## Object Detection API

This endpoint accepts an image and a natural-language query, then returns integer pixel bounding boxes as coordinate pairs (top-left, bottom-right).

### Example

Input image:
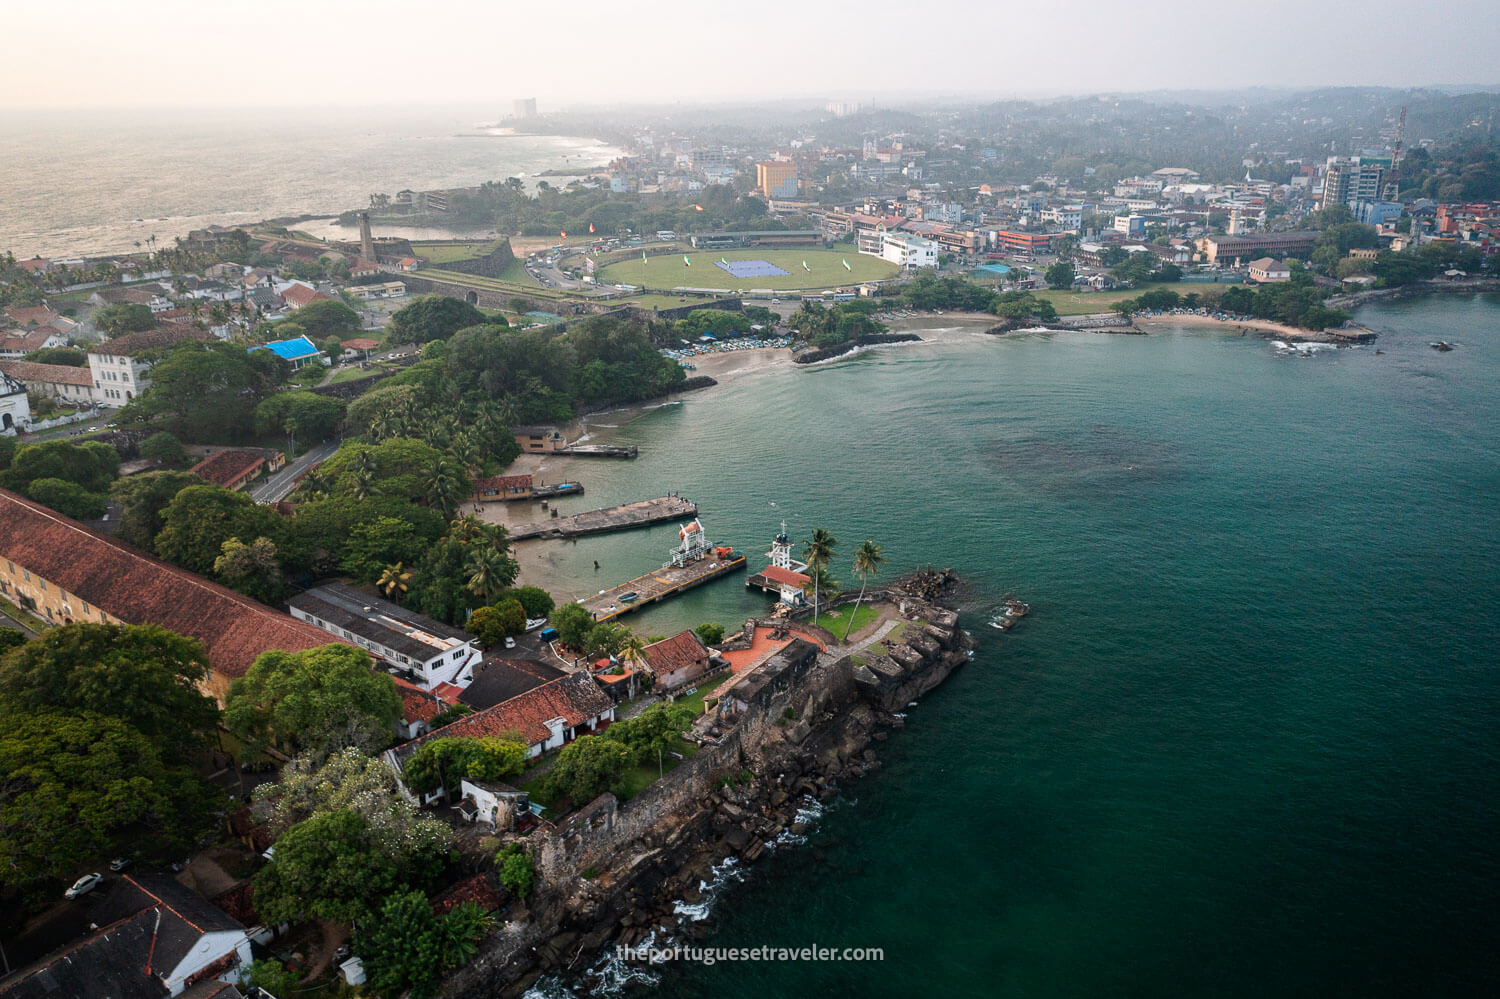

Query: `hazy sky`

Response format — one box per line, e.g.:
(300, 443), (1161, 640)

(3, 0), (1498, 109)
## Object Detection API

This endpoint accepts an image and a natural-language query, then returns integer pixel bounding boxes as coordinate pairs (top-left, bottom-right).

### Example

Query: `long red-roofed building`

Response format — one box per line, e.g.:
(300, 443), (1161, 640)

(0, 488), (348, 702)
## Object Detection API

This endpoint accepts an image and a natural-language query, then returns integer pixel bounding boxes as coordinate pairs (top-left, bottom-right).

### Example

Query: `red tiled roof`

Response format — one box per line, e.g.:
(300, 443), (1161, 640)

(759, 565), (810, 588)
(4, 306), (59, 326)
(473, 474), (532, 493)
(395, 677), (447, 724)
(188, 449), (267, 489)
(94, 325), (215, 357)
(394, 672), (612, 756)
(430, 873), (502, 915)
(15, 257), (50, 273)
(0, 329), (62, 353)
(0, 488), (346, 685)
(643, 630), (709, 674)
(281, 284), (332, 309)
(0, 360), (93, 388)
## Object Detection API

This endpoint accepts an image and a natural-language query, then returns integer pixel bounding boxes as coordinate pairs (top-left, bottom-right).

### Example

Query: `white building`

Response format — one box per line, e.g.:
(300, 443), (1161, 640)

(287, 582), (483, 690)
(880, 231), (939, 269)
(1041, 206), (1083, 229)
(87, 326), (214, 405)
(1, 369), (31, 435)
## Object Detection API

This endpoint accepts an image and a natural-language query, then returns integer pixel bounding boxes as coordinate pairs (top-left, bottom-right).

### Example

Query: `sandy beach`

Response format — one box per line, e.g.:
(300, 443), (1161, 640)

(1129, 312), (1355, 341)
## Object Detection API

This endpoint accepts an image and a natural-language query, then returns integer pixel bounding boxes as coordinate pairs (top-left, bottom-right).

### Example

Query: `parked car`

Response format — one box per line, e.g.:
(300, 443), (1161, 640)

(504, 637), (517, 649)
(109, 857), (131, 872)
(65, 873), (102, 899)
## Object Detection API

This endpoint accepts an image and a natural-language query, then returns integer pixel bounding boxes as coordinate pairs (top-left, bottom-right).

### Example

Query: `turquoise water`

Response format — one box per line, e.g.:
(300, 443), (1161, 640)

(531, 295), (1500, 997)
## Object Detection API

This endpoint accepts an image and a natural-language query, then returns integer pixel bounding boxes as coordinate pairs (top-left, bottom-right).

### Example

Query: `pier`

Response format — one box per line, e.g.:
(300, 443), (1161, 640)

(558, 444), (639, 458)
(509, 496), (697, 542)
(578, 517), (746, 622)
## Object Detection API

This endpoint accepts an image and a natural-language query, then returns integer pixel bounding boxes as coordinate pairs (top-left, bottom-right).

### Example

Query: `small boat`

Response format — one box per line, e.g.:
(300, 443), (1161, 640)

(1431, 341), (1455, 352)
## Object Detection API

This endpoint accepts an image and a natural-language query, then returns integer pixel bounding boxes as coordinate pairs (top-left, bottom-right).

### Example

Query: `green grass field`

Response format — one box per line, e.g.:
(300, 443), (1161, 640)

(417, 267), (573, 301)
(411, 240), (505, 264)
(810, 602), (881, 639)
(597, 247), (898, 293)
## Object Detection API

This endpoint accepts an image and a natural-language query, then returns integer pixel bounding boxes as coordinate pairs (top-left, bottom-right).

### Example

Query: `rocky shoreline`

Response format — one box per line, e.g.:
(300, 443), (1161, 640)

(791, 332), (924, 364)
(443, 569), (974, 997)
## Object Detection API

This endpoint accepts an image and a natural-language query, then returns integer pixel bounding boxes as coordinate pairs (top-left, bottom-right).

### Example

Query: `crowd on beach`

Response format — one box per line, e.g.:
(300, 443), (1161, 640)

(661, 334), (794, 361)
(1131, 307), (1262, 323)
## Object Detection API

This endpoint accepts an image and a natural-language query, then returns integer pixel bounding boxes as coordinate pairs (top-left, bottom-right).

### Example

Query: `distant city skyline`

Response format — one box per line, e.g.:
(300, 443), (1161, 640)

(3, 0), (1499, 110)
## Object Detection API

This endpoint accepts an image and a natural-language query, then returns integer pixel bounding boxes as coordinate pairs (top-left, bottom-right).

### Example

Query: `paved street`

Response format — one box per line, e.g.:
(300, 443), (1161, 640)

(250, 440), (340, 504)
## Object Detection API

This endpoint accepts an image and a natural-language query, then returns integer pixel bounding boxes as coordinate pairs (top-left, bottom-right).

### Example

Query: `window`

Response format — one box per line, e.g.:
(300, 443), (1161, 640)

(453, 650), (464, 661)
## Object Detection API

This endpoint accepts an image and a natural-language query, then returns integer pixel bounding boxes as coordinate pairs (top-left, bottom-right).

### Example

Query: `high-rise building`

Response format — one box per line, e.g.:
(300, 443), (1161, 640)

(1321, 157), (1385, 209)
(756, 161), (798, 199)
(512, 98), (538, 120)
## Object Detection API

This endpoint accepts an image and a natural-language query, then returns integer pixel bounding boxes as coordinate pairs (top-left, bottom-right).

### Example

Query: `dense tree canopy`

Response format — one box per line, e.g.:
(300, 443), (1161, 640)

(388, 295), (488, 345)
(283, 299), (360, 337)
(109, 470), (202, 550)
(254, 391), (346, 444)
(400, 737), (527, 795)
(0, 623), (219, 764)
(117, 342), (288, 443)
(154, 483), (299, 579)
(225, 644), (401, 757)
(2, 439), (118, 495)
(95, 302), (155, 334)
(25, 477), (106, 519)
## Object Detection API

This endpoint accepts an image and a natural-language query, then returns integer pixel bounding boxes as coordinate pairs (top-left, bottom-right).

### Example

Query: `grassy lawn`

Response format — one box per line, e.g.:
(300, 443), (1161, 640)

(411, 240), (505, 264)
(810, 602), (882, 641)
(419, 267), (573, 301)
(328, 364), (390, 384)
(671, 670), (732, 715)
(494, 257), (540, 285)
(1034, 280), (1244, 316)
(597, 247), (898, 293)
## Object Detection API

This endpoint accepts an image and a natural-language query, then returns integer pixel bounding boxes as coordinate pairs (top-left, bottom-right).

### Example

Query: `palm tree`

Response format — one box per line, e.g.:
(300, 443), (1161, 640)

(801, 528), (838, 620)
(802, 565), (838, 623)
(425, 461), (465, 519)
(620, 633), (648, 703)
(464, 546), (510, 601)
(378, 562), (412, 603)
(351, 467), (376, 500)
(844, 540), (887, 640)
(449, 514), (487, 544)
(366, 410), (396, 441)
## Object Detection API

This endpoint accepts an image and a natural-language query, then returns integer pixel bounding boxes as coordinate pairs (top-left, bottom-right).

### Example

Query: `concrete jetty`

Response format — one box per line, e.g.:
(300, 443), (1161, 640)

(509, 496), (697, 542)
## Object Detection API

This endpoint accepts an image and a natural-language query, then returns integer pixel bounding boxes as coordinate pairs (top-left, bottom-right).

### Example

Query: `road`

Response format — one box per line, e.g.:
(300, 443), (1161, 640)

(251, 440), (340, 504)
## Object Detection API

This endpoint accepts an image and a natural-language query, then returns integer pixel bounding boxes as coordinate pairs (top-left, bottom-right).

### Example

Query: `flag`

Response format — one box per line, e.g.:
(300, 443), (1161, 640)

(683, 255), (691, 267)
(694, 204), (704, 212)
(721, 257), (728, 265)
(589, 222), (595, 233)
(560, 230), (567, 240)
(842, 258), (852, 271)
(642, 249), (648, 263)
(802, 260), (811, 271)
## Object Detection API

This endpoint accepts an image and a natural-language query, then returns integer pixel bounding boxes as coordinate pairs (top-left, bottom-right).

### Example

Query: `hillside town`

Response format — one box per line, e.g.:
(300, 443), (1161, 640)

(1, 87), (1499, 999)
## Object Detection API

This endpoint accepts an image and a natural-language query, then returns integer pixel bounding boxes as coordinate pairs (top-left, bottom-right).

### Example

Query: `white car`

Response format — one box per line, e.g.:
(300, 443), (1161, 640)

(65, 873), (102, 899)
(504, 637), (516, 649)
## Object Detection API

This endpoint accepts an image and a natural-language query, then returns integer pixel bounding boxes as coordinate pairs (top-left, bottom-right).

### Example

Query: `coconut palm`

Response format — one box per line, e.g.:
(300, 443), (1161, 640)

(449, 514), (487, 545)
(351, 467), (376, 501)
(425, 461), (465, 519)
(801, 528), (838, 620)
(378, 562), (412, 603)
(464, 545), (511, 601)
(844, 539), (887, 640)
(801, 565), (838, 623)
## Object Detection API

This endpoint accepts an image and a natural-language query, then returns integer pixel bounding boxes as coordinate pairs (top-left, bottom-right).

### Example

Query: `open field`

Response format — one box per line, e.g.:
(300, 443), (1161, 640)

(1034, 280), (1244, 316)
(597, 247), (897, 293)
(410, 240), (505, 264)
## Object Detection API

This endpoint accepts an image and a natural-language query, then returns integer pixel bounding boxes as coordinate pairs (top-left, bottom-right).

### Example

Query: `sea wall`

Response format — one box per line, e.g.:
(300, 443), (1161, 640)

(434, 239), (518, 280)
(442, 571), (971, 997)
(791, 332), (922, 364)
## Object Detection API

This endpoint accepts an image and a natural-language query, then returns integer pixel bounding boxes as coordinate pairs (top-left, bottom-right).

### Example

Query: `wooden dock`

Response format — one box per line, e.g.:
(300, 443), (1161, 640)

(580, 551), (748, 622)
(508, 496), (697, 542)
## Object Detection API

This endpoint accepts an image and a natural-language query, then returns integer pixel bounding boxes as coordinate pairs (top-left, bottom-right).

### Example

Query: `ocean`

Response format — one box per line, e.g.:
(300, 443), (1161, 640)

(518, 294), (1500, 997)
(0, 106), (616, 258)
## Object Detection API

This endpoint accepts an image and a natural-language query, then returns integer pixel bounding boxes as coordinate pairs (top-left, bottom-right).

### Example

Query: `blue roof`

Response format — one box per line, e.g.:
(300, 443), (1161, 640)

(253, 335), (320, 360)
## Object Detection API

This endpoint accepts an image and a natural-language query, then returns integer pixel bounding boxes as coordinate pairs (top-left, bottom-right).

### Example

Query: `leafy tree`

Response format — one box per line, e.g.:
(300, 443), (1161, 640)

(408, 522), (516, 626)
(1044, 261), (1075, 289)
(466, 606), (508, 649)
(254, 748), (451, 856)
(25, 477), (106, 519)
(605, 702), (695, 772)
(492, 598), (527, 636)
(541, 735), (633, 806)
(358, 890), (445, 998)
(118, 341), (289, 442)
(319, 437), (468, 506)
(253, 808), (433, 926)
(389, 295), (488, 345)
(284, 299), (360, 337)
(551, 602), (595, 650)
(694, 622), (725, 646)
(225, 644), (400, 757)
(344, 516), (429, 584)
(23, 346), (86, 366)
(109, 470), (201, 550)
(254, 391), (346, 445)
(154, 484), (294, 576)
(0, 629), (24, 654)
(95, 303), (155, 334)
(844, 540), (887, 640)
(401, 736), (527, 795)
(0, 435), (14, 472)
(496, 843), (535, 900)
(212, 536), (286, 603)
(243, 959), (304, 997)
(0, 623), (218, 763)
(2, 439), (118, 494)
(0, 710), (215, 886)
(141, 431), (190, 469)
(497, 585), (554, 620)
